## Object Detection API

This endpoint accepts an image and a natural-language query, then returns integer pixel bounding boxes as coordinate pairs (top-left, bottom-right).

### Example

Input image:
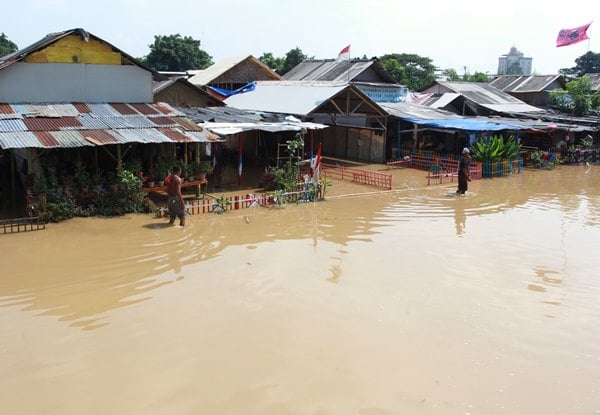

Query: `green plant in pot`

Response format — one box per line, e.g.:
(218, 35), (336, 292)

(197, 161), (213, 179)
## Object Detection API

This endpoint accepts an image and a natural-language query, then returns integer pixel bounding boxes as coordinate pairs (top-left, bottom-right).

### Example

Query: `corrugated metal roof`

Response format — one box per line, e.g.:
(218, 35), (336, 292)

(0, 104), (15, 114)
(284, 59), (397, 84)
(26, 103), (80, 117)
(380, 102), (462, 120)
(489, 75), (564, 93)
(86, 103), (123, 117)
(130, 103), (160, 115)
(0, 102), (222, 149)
(77, 113), (110, 129)
(187, 56), (282, 86)
(0, 118), (27, 132)
(0, 131), (44, 149)
(23, 117), (82, 131)
(34, 131), (61, 147)
(225, 81), (348, 115)
(112, 128), (172, 144)
(425, 81), (544, 114)
(50, 130), (94, 148)
(159, 128), (192, 142)
(81, 129), (119, 145)
(110, 103), (139, 115)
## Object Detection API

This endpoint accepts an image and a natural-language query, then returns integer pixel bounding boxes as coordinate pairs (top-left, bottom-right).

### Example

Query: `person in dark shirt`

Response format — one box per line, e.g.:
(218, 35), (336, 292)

(457, 147), (471, 195)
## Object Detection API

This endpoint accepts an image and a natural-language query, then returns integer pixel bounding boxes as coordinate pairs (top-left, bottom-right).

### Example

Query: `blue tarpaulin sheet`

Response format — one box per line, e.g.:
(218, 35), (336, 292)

(207, 81), (256, 97)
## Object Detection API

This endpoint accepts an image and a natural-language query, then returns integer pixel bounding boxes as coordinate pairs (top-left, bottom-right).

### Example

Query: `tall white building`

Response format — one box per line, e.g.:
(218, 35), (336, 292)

(498, 46), (532, 75)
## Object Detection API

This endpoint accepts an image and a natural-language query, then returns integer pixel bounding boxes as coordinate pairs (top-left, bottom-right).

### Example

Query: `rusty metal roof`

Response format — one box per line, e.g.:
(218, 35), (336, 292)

(0, 102), (221, 149)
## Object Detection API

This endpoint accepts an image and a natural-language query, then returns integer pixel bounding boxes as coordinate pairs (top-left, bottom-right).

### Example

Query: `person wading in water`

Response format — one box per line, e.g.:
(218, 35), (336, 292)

(457, 147), (471, 195)
(165, 164), (186, 226)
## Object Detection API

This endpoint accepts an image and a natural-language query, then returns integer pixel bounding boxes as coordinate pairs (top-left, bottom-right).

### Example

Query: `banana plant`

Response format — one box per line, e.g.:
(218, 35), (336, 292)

(470, 135), (520, 162)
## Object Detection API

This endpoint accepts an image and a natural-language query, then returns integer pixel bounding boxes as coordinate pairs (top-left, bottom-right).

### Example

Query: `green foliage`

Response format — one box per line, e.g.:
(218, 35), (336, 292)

(560, 51), (600, 78)
(550, 76), (596, 116)
(211, 194), (231, 214)
(281, 47), (309, 75)
(74, 166), (91, 188)
(0, 32), (18, 56)
(470, 135), (520, 162)
(198, 160), (213, 174)
(442, 68), (461, 81)
(143, 34), (212, 71)
(379, 53), (436, 90)
(259, 52), (285, 74)
(32, 173), (47, 193)
(463, 71), (489, 82)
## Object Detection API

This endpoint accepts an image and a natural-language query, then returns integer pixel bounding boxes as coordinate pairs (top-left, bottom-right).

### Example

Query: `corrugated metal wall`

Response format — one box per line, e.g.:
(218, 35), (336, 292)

(0, 63), (152, 103)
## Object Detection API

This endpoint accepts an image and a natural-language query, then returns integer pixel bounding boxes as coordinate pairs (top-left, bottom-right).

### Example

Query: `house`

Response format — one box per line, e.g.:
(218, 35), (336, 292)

(0, 28), (220, 212)
(416, 81), (544, 117)
(284, 58), (408, 103)
(153, 78), (224, 107)
(489, 75), (566, 107)
(225, 81), (388, 163)
(187, 55), (282, 97)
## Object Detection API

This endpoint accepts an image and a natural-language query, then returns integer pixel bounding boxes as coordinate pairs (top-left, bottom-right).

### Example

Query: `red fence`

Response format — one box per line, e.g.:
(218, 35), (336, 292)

(321, 164), (392, 190)
(157, 184), (325, 217)
(387, 153), (482, 185)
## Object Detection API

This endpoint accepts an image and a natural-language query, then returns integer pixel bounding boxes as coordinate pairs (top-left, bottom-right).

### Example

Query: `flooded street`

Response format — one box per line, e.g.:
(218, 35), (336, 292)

(1, 166), (600, 414)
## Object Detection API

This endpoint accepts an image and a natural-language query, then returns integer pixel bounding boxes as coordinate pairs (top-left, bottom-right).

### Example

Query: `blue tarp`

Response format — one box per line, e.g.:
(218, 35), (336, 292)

(207, 81), (256, 97)
(402, 117), (525, 132)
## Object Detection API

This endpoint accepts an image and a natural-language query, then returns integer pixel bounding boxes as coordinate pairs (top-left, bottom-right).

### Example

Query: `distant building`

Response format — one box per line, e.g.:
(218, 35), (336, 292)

(498, 46), (532, 75)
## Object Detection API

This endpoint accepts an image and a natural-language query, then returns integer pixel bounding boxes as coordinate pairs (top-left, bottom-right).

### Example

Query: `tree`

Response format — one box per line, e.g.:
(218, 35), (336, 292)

(280, 47), (308, 76)
(142, 34), (212, 72)
(549, 76), (597, 116)
(0, 32), (18, 56)
(378, 53), (436, 90)
(442, 68), (461, 81)
(463, 71), (489, 83)
(259, 52), (285, 74)
(560, 51), (600, 79)
(260, 47), (310, 76)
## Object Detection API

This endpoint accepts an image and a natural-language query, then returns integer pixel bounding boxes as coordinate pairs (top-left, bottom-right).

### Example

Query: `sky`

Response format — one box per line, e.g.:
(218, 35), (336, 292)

(5, 0), (598, 75)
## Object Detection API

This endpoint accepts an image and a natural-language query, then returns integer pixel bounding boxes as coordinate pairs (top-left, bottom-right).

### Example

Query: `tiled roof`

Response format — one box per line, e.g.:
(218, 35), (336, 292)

(0, 102), (222, 149)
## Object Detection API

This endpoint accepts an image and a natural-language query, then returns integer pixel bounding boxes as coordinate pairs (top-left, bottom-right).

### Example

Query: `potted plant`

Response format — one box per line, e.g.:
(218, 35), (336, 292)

(198, 161), (214, 180)
(155, 158), (170, 186)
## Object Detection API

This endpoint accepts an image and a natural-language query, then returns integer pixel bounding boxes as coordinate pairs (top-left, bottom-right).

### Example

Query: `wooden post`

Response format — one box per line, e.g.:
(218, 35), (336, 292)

(396, 118), (401, 159)
(195, 142), (201, 198)
(412, 124), (418, 152)
(116, 144), (122, 170)
(238, 133), (243, 186)
(10, 150), (16, 202)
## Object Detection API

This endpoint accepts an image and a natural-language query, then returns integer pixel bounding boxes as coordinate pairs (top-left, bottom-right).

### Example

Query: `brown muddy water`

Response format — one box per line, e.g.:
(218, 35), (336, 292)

(1, 166), (600, 415)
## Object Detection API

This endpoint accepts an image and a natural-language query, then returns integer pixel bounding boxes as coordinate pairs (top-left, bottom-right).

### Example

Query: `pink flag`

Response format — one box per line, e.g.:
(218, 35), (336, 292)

(556, 22), (592, 47)
(337, 44), (350, 61)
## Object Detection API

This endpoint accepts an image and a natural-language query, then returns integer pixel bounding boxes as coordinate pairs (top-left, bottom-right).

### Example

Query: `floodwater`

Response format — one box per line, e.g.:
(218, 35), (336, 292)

(1, 166), (600, 415)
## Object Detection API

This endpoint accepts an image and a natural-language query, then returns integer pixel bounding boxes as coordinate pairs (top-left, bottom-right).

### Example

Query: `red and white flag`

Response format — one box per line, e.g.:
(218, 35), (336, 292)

(337, 44), (350, 61)
(556, 22), (592, 47)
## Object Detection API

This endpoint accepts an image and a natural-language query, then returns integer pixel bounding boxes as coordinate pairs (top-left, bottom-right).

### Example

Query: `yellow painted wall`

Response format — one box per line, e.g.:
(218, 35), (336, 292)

(24, 35), (121, 65)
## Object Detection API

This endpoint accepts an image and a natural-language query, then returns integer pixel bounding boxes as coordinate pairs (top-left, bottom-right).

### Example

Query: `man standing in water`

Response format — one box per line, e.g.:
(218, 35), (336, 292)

(166, 165), (186, 226)
(457, 147), (471, 195)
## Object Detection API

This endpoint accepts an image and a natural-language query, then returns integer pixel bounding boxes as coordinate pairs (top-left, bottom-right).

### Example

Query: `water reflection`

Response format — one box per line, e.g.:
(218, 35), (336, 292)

(2, 166), (600, 414)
